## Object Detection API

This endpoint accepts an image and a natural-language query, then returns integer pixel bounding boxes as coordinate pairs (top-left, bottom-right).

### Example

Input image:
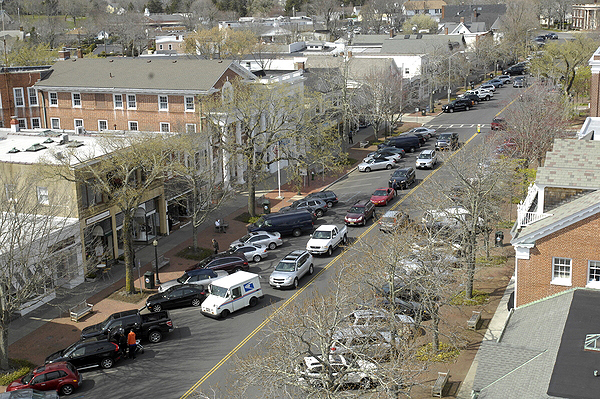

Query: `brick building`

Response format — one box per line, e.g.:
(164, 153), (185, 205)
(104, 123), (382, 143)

(510, 139), (600, 306)
(0, 65), (51, 130)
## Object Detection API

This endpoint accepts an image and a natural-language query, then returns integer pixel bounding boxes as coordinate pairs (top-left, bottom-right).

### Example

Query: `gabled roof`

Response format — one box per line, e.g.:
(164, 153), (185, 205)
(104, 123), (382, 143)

(347, 58), (399, 81)
(403, 0), (447, 11)
(536, 139), (600, 189)
(441, 4), (506, 28)
(379, 34), (466, 55)
(35, 58), (254, 95)
(473, 289), (575, 398)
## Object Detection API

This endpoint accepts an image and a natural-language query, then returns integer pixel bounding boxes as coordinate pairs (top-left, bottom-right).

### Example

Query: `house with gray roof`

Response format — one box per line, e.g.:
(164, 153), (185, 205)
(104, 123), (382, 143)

(511, 139), (600, 306)
(472, 288), (600, 399)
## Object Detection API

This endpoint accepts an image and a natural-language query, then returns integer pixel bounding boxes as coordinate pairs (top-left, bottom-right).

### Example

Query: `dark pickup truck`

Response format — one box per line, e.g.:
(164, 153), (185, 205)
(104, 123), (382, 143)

(81, 309), (174, 343)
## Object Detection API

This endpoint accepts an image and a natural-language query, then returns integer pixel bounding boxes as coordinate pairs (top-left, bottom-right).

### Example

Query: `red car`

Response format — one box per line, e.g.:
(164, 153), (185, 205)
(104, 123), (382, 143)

(491, 117), (505, 131)
(7, 361), (81, 396)
(370, 187), (395, 206)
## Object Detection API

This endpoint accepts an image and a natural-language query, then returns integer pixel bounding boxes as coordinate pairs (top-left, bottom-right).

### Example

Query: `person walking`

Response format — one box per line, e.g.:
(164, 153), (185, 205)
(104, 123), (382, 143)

(127, 329), (137, 359)
(392, 180), (400, 195)
(348, 131), (353, 144)
(212, 238), (219, 254)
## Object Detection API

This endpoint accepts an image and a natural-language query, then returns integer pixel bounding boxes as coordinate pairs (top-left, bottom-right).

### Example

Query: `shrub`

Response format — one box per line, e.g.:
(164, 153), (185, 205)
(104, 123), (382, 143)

(0, 359), (36, 385)
(416, 342), (460, 362)
(450, 289), (489, 306)
(176, 247), (212, 261)
(477, 255), (507, 267)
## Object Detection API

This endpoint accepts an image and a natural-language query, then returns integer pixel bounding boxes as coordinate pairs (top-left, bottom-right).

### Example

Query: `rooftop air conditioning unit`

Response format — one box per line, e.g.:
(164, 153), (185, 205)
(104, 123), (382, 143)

(75, 126), (85, 135)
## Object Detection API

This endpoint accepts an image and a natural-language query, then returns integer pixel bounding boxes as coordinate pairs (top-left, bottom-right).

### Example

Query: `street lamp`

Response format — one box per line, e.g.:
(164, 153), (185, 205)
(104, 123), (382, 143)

(447, 51), (465, 103)
(153, 239), (161, 284)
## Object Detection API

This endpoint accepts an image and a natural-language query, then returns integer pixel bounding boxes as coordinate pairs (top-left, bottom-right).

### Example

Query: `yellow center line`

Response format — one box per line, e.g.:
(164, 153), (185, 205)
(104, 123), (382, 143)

(181, 131), (479, 398)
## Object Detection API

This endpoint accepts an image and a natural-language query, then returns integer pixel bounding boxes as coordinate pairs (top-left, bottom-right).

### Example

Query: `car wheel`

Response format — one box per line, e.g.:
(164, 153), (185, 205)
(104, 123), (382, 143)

(316, 209), (324, 218)
(365, 167), (371, 172)
(342, 235), (348, 245)
(386, 164), (392, 170)
(293, 278), (299, 289)
(292, 228), (302, 237)
(60, 384), (75, 396)
(384, 199), (388, 206)
(326, 201), (333, 208)
(249, 296), (258, 307)
(220, 309), (230, 319)
(360, 378), (372, 389)
(233, 267), (242, 273)
(465, 106), (470, 111)
(100, 357), (114, 369)
(449, 108), (454, 113)
(253, 255), (262, 263)
(148, 330), (163, 343)
(191, 297), (202, 307)
(485, 96), (490, 101)
(308, 264), (314, 275)
(268, 242), (276, 250)
(152, 304), (162, 312)
(327, 246), (333, 257)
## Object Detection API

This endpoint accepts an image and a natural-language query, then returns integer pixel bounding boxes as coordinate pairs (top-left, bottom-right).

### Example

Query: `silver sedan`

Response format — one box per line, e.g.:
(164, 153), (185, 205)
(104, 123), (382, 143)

(357, 157), (395, 172)
(229, 231), (283, 250)
(231, 244), (268, 263)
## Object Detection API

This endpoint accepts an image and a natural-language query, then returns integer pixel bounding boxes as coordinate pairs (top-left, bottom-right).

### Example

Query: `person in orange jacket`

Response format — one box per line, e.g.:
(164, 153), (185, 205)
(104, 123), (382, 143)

(127, 329), (137, 359)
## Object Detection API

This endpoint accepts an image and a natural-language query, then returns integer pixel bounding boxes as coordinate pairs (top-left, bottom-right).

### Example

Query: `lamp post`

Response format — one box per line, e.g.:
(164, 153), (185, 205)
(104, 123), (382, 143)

(153, 239), (161, 284)
(447, 51), (464, 103)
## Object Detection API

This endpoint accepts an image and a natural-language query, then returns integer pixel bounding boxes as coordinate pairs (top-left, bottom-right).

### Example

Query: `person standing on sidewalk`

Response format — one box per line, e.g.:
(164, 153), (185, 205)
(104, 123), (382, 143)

(212, 238), (219, 254)
(127, 329), (137, 359)
(348, 131), (353, 144)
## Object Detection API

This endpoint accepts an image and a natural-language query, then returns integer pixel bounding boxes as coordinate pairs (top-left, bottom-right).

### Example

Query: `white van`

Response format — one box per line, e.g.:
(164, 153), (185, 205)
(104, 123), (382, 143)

(201, 271), (263, 318)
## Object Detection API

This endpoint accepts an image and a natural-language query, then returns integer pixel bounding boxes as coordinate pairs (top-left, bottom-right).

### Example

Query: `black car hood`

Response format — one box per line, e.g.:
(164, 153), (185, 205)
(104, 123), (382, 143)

(81, 323), (104, 338)
(147, 293), (165, 304)
(45, 350), (65, 363)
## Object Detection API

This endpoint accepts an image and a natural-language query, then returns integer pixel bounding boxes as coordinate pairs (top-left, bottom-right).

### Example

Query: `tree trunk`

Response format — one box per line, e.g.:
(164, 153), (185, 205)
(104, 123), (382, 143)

(465, 231), (477, 299)
(0, 282), (9, 370)
(247, 172), (256, 217)
(192, 183), (199, 251)
(123, 215), (135, 294)
(432, 306), (440, 352)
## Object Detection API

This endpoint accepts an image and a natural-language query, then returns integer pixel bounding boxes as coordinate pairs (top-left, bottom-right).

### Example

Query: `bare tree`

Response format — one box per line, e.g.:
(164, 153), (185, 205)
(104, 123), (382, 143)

(361, 64), (405, 139)
(498, 0), (540, 61)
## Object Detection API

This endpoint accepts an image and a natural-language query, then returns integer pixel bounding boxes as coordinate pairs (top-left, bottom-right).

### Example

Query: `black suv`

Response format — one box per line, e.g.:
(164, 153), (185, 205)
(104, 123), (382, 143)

(442, 98), (472, 113)
(344, 200), (376, 226)
(186, 255), (249, 273)
(504, 64), (525, 76)
(281, 198), (328, 218)
(45, 338), (121, 370)
(305, 190), (338, 207)
(460, 94), (479, 105)
(435, 132), (459, 151)
(388, 167), (416, 190)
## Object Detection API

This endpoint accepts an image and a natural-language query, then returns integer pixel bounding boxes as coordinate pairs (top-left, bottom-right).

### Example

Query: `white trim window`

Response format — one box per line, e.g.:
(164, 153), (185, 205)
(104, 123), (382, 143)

(17, 118), (26, 129)
(186, 124), (196, 133)
(72, 92), (82, 108)
(5, 184), (15, 201)
(37, 186), (49, 205)
(185, 96), (194, 112)
(98, 120), (108, 131)
(49, 92), (58, 106)
(160, 122), (170, 132)
(127, 94), (136, 109)
(588, 261), (600, 288)
(158, 95), (168, 111)
(159, 44), (163, 50)
(14, 88), (24, 107)
(28, 87), (38, 106)
(114, 94), (123, 109)
(552, 257), (572, 286)
(51, 118), (60, 129)
(128, 121), (138, 131)
(31, 117), (41, 129)
(74, 119), (83, 129)
(0, 92), (3, 108)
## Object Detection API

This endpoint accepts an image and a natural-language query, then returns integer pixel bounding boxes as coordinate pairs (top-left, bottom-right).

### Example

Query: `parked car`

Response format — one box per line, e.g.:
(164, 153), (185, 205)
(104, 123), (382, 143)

(367, 148), (406, 163)
(435, 132), (459, 151)
(45, 338), (121, 370)
(407, 127), (437, 139)
(0, 389), (58, 399)
(415, 149), (438, 169)
(330, 326), (394, 360)
(513, 76), (526, 88)
(545, 32), (558, 39)
(306, 224), (348, 256)
(201, 271), (263, 318)
(298, 354), (377, 389)
(229, 231), (283, 250)
(362, 152), (402, 164)
(80, 309), (174, 343)
(280, 198), (329, 218)
(388, 167), (415, 190)
(158, 268), (227, 293)
(269, 250), (314, 289)
(305, 190), (339, 207)
(146, 284), (207, 312)
(6, 363), (80, 396)
(496, 74), (512, 84)
(357, 157), (395, 172)
(504, 64), (525, 76)
(344, 200), (376, 226)
(379, 210), (411, 233)
(465, 89), (493, 101)
(377, 134), (421, 153)
(486, 79), (504, 88)
(459, 93), (479, 105)
(409, 131), (427, 144)
(230, 243), (268, 263)
(247, 210), (314, 237)
(186, 255), (249, 274)
(479, 83), (496, 92)
(370, 187), (395, 206)
(491, 117), (506, 131)
(442, 98), (472, 113)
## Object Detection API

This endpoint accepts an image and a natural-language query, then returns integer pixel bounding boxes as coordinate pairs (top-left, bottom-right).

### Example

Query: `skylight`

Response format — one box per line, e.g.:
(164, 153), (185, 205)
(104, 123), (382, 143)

(584, 334), (600, 351)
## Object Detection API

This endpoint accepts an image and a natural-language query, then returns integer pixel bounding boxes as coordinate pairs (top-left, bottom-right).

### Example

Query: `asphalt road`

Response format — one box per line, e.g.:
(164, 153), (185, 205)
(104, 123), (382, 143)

(71, 84), (524, 399)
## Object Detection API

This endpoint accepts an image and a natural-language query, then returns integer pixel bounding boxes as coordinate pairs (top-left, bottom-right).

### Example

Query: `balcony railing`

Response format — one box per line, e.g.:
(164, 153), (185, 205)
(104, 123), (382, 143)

(517, 211), (552, 228)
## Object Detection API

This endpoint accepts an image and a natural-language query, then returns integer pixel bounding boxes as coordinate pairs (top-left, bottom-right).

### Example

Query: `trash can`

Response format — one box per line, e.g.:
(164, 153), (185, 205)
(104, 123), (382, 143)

(421, 109), (426, 116)
(495, 231), (504, 247)
(262, 199), (271, 214)
(144, 271), (155, 289)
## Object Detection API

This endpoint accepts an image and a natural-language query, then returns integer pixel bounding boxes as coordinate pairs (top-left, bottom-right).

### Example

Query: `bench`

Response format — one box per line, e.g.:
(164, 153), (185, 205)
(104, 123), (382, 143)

(467, 311), (482, 330)
(69, 300), (93, 322)
(432, 371), (449, 397)
(214, 219), (229, 233)
(359, 141), (370, 148)
(151, 255), (171, 270)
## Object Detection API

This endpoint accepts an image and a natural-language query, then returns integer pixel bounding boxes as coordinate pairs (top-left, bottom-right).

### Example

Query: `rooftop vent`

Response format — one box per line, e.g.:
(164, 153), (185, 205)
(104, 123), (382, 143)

(404, 34), (410, 39)
(416, 34), (423, 39)
(585, 334), (600, 352)
(43, 138), (54, 144)
(26, 143), (47, 152)
(67, 141), (84, 148)
(59, 135), (69, 145)
(8, 147), (20, 153)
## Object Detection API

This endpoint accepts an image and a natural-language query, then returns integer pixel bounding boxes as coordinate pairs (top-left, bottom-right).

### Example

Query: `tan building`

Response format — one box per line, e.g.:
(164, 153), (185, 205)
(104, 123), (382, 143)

(572, 3), (600, 30)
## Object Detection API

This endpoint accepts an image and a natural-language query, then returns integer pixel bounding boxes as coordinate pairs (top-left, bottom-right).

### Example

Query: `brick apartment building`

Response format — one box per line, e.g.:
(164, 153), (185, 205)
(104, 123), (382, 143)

(0, 65), (51, 130)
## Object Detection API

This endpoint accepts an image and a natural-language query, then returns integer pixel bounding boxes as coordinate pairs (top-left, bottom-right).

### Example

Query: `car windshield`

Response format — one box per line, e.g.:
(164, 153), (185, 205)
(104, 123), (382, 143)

(348, 206), (364, 213)
(21, 370), (34, 384)
(418, 153), (431, 159)
(275, 261), (295, 272)
(394, 170), (408, 178)
(439, 134), (451, 140)
(176, 273), (189, 283)
(312, 230), (331, 239)
(253, 218), (271, 228)
(373, 190), (388, 196)
(239, 234), (252, 243)
(209, 285), (228, 298)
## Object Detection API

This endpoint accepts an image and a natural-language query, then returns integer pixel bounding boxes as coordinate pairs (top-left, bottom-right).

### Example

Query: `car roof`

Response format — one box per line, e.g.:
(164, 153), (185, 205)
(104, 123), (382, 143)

(420, 149), (435, 154)
(352, 199), (371, 206)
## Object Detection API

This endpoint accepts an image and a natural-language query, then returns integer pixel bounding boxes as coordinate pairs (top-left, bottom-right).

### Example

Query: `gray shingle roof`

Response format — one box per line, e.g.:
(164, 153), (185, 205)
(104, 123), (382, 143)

(473, 290), (574, 398)
(379, 34), (465, 55)
(347, 58), (398, 80)
(537, 139), (600, 188)
(441, 4), (507, 28)
(35, 58), (247, 94)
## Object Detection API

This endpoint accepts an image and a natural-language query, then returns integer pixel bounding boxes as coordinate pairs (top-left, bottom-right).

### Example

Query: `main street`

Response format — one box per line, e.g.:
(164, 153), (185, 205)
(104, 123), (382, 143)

(72, 84), (522, 399)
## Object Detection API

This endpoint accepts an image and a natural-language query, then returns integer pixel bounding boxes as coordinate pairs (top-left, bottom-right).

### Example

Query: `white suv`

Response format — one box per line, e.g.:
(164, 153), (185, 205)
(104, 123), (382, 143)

(269, 250), (314, 289)
(415, 149), (438, 169)
(298, 354), (377, 389)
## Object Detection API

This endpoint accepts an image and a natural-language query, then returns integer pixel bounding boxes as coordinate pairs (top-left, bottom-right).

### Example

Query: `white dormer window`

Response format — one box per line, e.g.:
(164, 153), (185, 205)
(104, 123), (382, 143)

(588, 261), (600, 289)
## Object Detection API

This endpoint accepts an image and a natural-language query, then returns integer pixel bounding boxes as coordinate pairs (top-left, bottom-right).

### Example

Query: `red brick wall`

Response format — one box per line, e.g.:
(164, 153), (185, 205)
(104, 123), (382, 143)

(591, 68), (600, 117)
(516, 212), (600, 306)
(0, 71), (44, 127)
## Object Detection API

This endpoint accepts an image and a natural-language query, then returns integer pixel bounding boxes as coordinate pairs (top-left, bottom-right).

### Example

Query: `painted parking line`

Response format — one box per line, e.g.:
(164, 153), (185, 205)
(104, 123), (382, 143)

(179, 130), (479, 399)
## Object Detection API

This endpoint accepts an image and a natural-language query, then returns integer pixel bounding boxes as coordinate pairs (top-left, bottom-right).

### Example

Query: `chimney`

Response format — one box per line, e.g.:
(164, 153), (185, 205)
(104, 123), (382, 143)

(348, 50), (352, 58)
(460, 17), (464, 23)
(294, 61), (305, 70)
(442, 6), (445, 19)
(10, 117), (19, 133)
(389, 28), (395, 38)
(445, 27), (448, 35)
(58, 48), (70, 60)
(473, 9), (478, 20)
(76, 47), (83, 59)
